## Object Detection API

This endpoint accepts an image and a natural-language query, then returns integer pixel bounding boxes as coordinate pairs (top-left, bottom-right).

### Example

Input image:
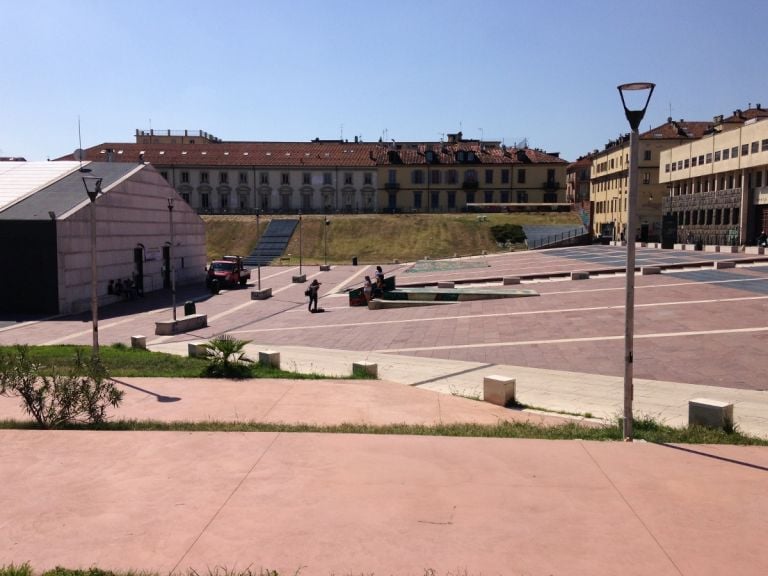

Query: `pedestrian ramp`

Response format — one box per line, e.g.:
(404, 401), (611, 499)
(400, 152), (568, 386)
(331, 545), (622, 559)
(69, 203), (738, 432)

(243, 219), (298, 266)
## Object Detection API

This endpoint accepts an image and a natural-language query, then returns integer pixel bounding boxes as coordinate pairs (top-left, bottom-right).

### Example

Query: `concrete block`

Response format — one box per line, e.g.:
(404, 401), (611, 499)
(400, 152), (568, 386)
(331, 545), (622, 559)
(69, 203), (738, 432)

(689, 398), (734, 430)
(674, 243), (686, 250)
(437, 281), (455, 289)
(292, 274), (307, 283)
(130, 335), (146, 349)
(640, 266), (661, 275)
(503, 276), (521, 285)
(319, 265), (331, 271)
(251, 288), (273, 300)
(155, 314), (208, 335)
(745, 246), (765, 255)
(636, 242), (647, 248)
(188, 341), (208, 358)
(352, 361), (378, 378)
(483, 375), (516, 406)
(571, 271), (589, 280)
(714, 261), (736, 269)
(704, 244), (720, 253)
(719, 245), (738, 253)
(259, 350), (280, 369)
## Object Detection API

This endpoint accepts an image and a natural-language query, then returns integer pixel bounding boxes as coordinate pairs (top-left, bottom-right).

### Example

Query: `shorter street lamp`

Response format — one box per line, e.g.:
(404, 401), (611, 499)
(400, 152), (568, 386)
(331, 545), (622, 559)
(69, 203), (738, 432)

(82, 175), (103, 361)
(324, 217), (330, 267)
(617, 81), (655, 441)
(167, 198), (176, 321)
(298, 211), (303, 276)
(256, 209), (262, 291)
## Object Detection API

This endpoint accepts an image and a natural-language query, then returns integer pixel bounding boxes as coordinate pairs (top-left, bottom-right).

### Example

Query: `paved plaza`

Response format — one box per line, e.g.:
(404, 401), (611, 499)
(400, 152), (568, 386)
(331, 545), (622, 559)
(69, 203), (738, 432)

(2, 245), (768, 575)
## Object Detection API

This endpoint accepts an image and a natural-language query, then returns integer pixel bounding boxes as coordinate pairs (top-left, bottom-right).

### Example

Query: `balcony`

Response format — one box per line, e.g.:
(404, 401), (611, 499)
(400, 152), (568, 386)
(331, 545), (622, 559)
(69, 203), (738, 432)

(541, 181), (560, 191)
(384, 182), (400, 191)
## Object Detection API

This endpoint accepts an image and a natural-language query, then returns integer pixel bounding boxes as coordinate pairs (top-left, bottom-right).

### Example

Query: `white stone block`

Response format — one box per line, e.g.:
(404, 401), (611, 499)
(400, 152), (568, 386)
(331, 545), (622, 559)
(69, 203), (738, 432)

(689, 398), (734, 430)
(292, 274), (306, 283)
(704, 244), (720, 253)
(188, 341), (208, 358)
(352, 361), (378, 378)
(259, 350), (281, 369)
(437, 281), (455, 289)
(745, 246), (765, 255)
(571, 271), (589, 280)
(130, 335), (146, 349)
(720, 245), (738, 253)
(251, 288), (272, 300)
(674, 243), (686, 250)
(483, 375), (516, 406)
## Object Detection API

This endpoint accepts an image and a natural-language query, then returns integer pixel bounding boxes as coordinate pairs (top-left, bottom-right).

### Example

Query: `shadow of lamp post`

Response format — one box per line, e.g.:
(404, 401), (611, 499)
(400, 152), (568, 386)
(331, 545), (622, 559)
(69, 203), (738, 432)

(82, 175), (103, 361)
(617, 81), (655, 441)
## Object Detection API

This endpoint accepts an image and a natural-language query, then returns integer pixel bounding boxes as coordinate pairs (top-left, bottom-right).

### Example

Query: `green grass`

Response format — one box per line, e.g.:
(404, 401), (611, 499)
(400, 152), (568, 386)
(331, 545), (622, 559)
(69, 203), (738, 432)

(0, 416), (764, 445)
(202, 212), (583, 265)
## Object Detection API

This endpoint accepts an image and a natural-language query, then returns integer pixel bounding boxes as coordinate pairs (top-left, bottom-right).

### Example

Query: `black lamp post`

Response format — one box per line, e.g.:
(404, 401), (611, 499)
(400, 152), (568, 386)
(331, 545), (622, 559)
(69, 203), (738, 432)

(256, 209), (262, 291)
(324, 217), (330, 267)
(82, 175), (102, 361)
(167, 198), (176, 321)
(298, 211), (303, 276)
(617, 82), (655, 441)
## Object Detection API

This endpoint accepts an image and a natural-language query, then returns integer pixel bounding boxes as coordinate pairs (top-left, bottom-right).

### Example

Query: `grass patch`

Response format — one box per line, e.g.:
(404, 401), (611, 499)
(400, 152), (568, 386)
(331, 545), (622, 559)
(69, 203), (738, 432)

(0, 417), (764, 445)
(202, 212), (583, 265)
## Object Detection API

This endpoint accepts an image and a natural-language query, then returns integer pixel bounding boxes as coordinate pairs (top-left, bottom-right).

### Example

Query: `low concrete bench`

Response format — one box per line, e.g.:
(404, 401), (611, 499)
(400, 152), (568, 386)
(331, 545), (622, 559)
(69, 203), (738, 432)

(437, 281), (455, 289)
(259, 350), (280, 369)
(187, 341), (208, 358)
(352, 361), (378, 378)
(483, 375), (516, 407)
(745, 246), (765, 255)
(674, 243), (686, 250)
(704, 245), (720, 253)
(640, 266), (661, 275)
(292, 274), (307, 283)
(714, 261), (736, 270)
(689, 398), (734, 430)
(131, 335), (146, 350)
(155, 313), (208, 335)
(251, 287), (273, 300)
(719, 245), (738, 253)
(503, 276), (521, 285)
(320, 264), (331, 271)
(571, 271), (589, 280)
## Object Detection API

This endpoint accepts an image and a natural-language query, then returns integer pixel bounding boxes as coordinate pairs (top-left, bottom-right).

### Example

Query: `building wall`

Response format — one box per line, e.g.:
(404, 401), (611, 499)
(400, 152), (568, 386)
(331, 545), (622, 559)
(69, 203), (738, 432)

(56, 167), (206, 314)
(660, 119), (768, 244)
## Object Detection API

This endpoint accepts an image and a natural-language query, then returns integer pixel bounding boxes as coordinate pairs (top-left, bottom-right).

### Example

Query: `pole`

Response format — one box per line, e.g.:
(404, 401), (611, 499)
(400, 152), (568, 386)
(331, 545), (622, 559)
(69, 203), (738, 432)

(256, 211), (262, 291)
(299, 212), (303, 275)
(623, 128), (639, 441)
(168, 200), (176, 321)
(324, 218), (328, 266)
(89, 200), (99, 361)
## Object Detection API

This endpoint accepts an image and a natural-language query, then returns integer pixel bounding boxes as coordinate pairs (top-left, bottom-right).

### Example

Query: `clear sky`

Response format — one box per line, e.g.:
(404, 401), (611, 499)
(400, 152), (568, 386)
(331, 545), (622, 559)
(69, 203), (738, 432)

(2, 0), (767, 162)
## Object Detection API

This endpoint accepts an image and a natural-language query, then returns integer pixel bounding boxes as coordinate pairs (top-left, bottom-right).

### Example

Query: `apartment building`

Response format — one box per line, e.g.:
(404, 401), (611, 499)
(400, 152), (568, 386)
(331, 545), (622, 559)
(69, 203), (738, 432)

(659, 105), (768, 245)
(590, 119), (710, 242)
(63, 130), (568, 214)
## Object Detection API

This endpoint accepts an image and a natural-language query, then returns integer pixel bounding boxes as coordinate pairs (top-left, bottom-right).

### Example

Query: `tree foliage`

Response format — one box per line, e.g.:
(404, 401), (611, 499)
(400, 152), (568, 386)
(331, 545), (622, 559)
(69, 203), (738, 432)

(201, 334), (254, 379)
(489, 223), (526, 245)
(0, 346), (123, 429)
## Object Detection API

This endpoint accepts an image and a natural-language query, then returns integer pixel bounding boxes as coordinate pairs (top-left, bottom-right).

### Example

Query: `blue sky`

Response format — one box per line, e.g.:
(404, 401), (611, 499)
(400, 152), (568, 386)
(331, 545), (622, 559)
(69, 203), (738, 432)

(2, 0), (767, 162)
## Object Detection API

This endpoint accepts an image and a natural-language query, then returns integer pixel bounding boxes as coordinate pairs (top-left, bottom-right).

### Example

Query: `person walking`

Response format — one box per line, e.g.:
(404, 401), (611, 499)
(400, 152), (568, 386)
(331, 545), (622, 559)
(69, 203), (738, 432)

(307, 279), (321, 312)
(363, 275), (373, 302)
(374, 266), (385, 296)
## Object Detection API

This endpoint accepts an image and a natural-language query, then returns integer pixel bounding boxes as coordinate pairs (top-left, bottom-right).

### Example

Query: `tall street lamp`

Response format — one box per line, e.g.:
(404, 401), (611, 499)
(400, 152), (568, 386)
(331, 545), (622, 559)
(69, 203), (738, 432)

(167, 198), (177, 321)
(82, 175), (102, 361)
(324, 217), (330, 267)
(256, 209), (262, 291)
(298, 211), (303, 276)
(617, 82), (655, 441)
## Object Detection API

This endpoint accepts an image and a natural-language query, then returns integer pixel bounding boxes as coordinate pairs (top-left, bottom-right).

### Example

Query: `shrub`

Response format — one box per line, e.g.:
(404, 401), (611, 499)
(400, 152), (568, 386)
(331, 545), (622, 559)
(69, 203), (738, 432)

(0, 346), (123, 429)
(489, 223), (525, 244)
(200, 335), (254, 379)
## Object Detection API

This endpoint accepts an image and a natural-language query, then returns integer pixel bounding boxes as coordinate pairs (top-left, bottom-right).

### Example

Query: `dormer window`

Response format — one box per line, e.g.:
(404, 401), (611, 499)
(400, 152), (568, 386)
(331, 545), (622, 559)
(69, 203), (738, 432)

(457, 151), (466, 162)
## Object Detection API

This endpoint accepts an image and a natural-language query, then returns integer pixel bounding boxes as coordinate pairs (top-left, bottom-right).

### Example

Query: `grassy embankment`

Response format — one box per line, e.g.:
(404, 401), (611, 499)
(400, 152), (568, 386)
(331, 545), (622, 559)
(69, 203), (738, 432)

(203, 212), (583, 264)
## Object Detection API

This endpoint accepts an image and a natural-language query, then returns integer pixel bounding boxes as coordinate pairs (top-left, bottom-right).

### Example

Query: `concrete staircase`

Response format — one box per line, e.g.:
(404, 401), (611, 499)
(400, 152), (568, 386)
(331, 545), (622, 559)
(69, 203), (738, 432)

(243, 219), (298, 267)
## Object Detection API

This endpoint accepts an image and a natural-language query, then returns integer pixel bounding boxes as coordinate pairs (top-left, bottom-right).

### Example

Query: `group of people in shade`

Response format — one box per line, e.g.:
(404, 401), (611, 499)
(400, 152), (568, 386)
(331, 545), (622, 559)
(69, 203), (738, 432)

(306, 265), (385, 312)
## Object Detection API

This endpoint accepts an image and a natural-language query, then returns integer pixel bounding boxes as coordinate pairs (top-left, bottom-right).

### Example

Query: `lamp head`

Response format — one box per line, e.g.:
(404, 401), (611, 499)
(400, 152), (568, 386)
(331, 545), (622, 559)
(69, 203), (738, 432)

(82, 176), (103, 203)
(618, 82), (655, 131)
(167, 197), (174, 210)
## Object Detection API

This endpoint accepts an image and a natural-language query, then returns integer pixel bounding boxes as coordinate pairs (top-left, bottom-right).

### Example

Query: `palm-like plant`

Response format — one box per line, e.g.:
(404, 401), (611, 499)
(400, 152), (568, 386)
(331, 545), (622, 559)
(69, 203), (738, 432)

(201, 335), (254, 378)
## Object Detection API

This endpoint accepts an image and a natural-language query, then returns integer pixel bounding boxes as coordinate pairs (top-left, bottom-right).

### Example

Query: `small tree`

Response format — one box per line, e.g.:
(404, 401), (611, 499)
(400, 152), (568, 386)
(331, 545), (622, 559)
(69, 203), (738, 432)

(201, 334), (254, 378)
(0, 346), (123, 429)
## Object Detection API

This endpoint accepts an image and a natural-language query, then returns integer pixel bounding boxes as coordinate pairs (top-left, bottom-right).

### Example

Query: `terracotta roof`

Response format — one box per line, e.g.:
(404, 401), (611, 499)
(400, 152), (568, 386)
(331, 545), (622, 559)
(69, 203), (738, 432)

(640, 120), (712, 140)
(57, 141), (567, 168)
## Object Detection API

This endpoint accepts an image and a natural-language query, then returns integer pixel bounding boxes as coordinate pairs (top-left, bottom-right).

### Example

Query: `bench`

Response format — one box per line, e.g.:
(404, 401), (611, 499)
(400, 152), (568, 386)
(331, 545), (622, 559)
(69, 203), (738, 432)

(154, 314), (208, 335)
(689, 398), (734, 431)
(483, 375), (516, 406)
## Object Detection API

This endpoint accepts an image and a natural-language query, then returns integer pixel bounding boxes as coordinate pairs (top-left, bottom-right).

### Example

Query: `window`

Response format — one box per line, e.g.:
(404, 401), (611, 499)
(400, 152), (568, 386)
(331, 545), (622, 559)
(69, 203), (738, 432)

(692, 157), (698, 167)
(714, 151), (721, 162)
(465, 191), (475, 204)
(200, 171), (209, 184)
(516, 191), (528, 203)
(757, 172), (763, 187)
(517, 169), (526, 184)
(643, 150), (652, 161)
(722, 149), (730, 160)
(302, 172), (311, 185)
(221, 193), (229, 209)
(464, 169), (477, 183)
(546, 169), (555, 183)
(643, 172), (651, 185)
(364, 172), (372, 185)
(485, 169), (493, 184)
(388, 170), (397, 184)
(181, 171), (189, 183)
(684, 159), (689, 168)
(501, 169), (510, 184)
(447, 191), (456, 209)
(412, 170), (424, 184)
(181, 192), (190, 203)
(260, 172), (269, 185)
(323, 172), (332, 185)
(239, 194), (248, 209)
(430, 170), (441, 184)
(344, 172), (353, 185)
(752, 141), (759, 154)
(239, 172), (248, 184)
(742, 144), (749, 156)
(762, 139), (768, 152)
(732, 146), (739, 158)
(500, 191), (509, 203)
(219, 172), (228, 184)
(430, 191), (439, 210)
(160, 171), (168, 181)
(698, 155), (704, 165)
(201, 193), (209, 208)
(413, 191), (422, 209)
(665, 163), (670, 173)
(705, 153), (712, 164)
(672, 162), (677, 172)
(281, 173), (290, 185)
(447, 169), (457, 184)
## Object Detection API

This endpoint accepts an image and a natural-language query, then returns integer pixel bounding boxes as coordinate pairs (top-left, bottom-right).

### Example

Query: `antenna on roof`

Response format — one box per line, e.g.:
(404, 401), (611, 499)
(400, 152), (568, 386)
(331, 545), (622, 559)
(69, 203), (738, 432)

(74, 115), (87, 172)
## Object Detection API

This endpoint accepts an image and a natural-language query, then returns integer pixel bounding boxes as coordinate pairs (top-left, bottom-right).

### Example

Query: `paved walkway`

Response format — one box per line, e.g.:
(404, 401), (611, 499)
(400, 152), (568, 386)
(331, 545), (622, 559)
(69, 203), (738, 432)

(1, 246), (768, 574)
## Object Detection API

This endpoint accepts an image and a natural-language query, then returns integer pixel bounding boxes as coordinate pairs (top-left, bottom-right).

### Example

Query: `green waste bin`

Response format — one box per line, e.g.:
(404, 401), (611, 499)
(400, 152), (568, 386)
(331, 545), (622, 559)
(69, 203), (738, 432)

(184, 301), (196, 315)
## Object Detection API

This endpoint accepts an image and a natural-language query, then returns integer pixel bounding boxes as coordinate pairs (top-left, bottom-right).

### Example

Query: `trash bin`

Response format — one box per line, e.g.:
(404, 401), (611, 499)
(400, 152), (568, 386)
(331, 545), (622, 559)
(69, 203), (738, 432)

(184, 301), (196, 316)
(352, 256), (358, 266)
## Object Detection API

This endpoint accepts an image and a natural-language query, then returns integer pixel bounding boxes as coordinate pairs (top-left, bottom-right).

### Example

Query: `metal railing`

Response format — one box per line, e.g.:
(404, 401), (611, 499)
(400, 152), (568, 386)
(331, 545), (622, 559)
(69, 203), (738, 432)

(526, 228), (591, 249)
